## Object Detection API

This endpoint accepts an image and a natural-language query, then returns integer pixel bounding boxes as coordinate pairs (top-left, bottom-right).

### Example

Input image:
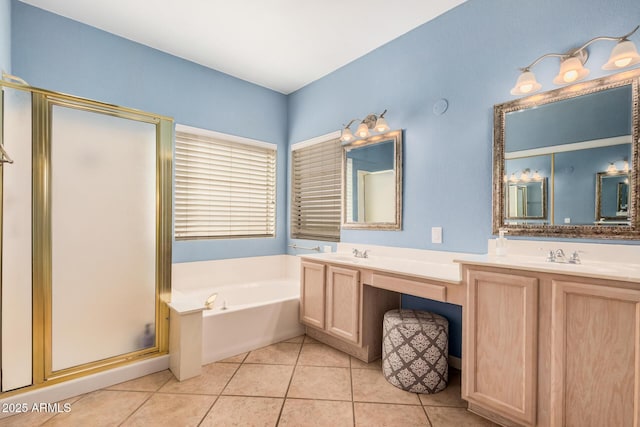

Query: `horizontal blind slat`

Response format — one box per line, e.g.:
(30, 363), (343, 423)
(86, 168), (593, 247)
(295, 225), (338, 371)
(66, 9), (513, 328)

(175, 129), (276, 239)
(291, 138), (342, 242)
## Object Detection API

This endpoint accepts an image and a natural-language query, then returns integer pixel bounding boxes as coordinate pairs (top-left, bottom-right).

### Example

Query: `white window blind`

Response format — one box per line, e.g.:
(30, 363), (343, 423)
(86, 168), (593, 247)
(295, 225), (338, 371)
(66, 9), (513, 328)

(175, 128), (276, 240)
(291, 138), (342, 241)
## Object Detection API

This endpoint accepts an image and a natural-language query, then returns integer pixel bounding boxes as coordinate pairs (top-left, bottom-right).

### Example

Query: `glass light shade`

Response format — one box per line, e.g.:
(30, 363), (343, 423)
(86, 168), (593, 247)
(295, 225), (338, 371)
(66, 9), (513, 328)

(602, 40), (640, 70)
(356, 122), (370, 138)
(510, 70), (542, 95)
(607, 162), (618, 173)
(532, 170), (542, 180)
(340, 127), (354, 142)
(553, 56), (589, 85)
(509, 173), (518, 182)
(623, 160), (630, 172)
(520, 169), (530, 181)
(374, 116), (390, 133)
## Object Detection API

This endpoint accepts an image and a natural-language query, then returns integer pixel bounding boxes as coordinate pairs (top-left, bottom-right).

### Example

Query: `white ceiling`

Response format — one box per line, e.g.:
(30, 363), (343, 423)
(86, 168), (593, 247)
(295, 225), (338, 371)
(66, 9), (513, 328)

(20, 0), (466, 94)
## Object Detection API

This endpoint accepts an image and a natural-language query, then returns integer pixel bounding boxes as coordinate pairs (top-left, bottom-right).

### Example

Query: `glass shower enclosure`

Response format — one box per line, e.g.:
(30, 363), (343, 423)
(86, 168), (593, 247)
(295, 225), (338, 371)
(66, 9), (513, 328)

(0, 81), (172, 393)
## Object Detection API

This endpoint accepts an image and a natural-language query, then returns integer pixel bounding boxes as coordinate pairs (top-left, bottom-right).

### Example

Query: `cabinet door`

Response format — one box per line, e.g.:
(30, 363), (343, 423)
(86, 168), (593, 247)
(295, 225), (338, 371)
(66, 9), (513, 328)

(550, 280), (640, 427)
(464, 269), (538, 426)
(300, 261), (326, 329)
(326, 266), (360, 343)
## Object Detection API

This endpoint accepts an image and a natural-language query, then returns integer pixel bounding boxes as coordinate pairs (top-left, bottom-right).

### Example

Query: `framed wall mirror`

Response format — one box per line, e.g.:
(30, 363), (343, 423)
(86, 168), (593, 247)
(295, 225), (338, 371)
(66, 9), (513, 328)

(493, 68), (640, 239)
(342, 129), (402, 230)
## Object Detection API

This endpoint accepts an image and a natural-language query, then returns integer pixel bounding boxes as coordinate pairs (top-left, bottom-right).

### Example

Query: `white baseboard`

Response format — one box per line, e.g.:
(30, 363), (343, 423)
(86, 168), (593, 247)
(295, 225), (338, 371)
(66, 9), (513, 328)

(0, 356), (169, 419)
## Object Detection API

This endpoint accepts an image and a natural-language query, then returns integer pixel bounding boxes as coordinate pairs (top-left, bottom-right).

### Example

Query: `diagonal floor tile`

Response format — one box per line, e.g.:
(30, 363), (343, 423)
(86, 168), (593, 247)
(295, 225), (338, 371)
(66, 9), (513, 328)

(279, 399), (353, 427)
(199, 396), (283, 427)
(159, 363), (239, 395)
(287, 366), (352, 401)
(43, 390), (149, 426)
(121, 393), (215, 427)
(350, 357), (382, 370)
(425, 407), (499, 427)
(352, 368), (420, 405)
(222, 364), (293, 397)
(298, 343), (350, 367)
(0, 396), (82, 427)
(354, 402), (429, 427)
(219, 352), (248, 363)
(244, 342), (301, 365)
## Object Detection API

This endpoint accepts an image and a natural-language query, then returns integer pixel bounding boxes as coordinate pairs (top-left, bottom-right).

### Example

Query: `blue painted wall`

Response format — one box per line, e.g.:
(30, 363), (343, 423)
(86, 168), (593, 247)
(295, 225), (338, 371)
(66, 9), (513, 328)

(554, 144), (631, 224)
(0, 0), (10, 72)
(287, 0), (640, 357)
(505, 85), (631, 152)
(11, 1), (288, 263)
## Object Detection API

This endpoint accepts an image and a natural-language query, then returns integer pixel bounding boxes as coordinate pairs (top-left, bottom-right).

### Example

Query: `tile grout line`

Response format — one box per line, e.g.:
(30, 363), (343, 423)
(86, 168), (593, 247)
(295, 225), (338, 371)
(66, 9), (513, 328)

(349, 355), (356, 427)
(116, 372), (176, 426)
(193, 358), (246, 426)
(273, 337), (304, 426)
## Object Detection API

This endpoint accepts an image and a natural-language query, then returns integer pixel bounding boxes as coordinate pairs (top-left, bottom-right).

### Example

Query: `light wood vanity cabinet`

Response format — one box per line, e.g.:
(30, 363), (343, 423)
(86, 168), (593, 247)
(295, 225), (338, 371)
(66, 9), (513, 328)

(299, 261), (362, 344)
(299, 259), (401, 362)
(462, 264), (640, 427)
(463, 269), (538, 426)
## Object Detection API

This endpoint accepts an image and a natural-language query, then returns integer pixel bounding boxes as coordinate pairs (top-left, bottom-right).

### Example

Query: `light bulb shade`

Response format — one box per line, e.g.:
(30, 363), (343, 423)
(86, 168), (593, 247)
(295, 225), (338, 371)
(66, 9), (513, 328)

(340, 127), (354, 142)
(356, 122), (370, 138)
(510, 70), (542, 95)
(607, 163), (618, 173)
(602, 39), (640, 70)
(374, 116), (390, 133)
(553, 56), (590, 85)
(532, 170), (542, 180)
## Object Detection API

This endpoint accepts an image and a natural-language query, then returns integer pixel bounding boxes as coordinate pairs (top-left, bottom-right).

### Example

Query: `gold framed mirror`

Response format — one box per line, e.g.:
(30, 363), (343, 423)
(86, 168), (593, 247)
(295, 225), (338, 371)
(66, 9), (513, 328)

(493, 68), (640, 239)
(342, 129), (402, 230)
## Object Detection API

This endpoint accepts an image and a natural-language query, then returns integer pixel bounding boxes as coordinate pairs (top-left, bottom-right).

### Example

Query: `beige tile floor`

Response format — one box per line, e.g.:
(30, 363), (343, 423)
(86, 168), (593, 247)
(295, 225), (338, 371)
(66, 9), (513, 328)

(0, 335), (498, 426)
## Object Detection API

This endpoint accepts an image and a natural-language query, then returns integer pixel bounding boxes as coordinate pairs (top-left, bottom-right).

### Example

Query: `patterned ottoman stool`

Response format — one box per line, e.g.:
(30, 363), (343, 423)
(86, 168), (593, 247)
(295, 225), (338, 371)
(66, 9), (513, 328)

(382, 309), (449, 393)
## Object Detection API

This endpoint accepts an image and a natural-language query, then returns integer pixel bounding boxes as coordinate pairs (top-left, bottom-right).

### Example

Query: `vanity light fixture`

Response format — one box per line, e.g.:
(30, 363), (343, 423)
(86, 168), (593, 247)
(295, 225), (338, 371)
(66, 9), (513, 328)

(506, 169), (544, 182)
(607, 162), (618, 173)
(511, 25), (640, 96)
(340, 110), (390, 143)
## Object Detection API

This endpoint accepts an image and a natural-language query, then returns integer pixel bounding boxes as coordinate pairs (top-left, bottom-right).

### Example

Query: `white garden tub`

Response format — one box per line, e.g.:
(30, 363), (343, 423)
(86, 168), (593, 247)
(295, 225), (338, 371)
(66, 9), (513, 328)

(172, 255), (304, 364)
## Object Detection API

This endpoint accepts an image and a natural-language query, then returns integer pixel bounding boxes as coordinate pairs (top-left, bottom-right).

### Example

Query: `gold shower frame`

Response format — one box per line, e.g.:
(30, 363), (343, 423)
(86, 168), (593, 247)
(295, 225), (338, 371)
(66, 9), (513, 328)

(0, 80), (173, 395)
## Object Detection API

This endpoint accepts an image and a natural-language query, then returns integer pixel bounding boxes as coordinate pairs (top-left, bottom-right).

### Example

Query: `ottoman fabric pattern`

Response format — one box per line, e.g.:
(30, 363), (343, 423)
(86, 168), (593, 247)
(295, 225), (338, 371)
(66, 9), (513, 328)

(382, 309), (448, 393)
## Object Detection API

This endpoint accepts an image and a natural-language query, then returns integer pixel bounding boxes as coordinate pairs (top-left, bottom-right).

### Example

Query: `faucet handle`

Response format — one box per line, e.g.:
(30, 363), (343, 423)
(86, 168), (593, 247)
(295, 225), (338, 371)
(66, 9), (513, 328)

(545, 250), (556, 262)
(362, 250), (369, 259)
(568, 250), (583, 264)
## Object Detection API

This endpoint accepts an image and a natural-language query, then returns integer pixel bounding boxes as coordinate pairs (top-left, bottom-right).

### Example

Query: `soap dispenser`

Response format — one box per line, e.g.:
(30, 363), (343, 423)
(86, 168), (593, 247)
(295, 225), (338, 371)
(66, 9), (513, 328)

(496, 229), (508, 256)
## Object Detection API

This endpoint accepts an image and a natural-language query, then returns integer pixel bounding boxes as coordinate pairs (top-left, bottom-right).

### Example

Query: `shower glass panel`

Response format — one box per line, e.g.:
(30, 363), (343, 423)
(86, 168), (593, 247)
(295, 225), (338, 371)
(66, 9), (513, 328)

(49, 105), (157, 372)
(1, 88), (33, 391)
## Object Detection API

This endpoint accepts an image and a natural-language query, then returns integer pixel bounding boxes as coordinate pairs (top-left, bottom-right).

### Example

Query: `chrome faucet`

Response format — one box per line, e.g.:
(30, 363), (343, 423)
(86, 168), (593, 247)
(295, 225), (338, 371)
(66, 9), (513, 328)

(568, 251), (582, 264)
(353, 248), (369, 258)
(545, 248), (582, 264)
(554, 249), (567, 263)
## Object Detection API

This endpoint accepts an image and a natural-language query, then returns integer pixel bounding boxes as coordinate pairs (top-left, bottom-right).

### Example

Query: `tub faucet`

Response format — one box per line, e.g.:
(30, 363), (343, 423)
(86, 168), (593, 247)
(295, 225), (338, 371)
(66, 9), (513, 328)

(353, 249), (369, 258)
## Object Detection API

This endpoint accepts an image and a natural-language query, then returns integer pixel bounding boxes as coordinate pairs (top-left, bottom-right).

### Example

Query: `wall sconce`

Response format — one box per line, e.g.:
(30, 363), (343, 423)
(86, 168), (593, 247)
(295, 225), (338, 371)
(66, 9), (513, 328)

(511, 25), (640, 96)
(505, 168), (543, 182)
(607, 159), (632, 174)
(340, 110), (390, 143)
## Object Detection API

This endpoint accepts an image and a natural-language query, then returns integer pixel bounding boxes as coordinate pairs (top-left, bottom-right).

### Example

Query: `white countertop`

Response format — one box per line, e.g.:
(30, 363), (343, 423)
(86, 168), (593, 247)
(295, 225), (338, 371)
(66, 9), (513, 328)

(301, 252), (463, 284)
(454, 254), (640, 284)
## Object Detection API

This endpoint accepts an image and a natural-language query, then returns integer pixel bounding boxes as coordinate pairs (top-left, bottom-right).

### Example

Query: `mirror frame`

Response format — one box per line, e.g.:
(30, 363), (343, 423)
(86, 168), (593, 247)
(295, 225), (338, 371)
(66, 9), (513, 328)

(342, 129), (403, 230)
(493, 68), (640, 239)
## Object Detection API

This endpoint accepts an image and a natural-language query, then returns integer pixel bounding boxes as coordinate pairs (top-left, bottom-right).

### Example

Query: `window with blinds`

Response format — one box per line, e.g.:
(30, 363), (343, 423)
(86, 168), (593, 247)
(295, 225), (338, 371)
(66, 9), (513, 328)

(175, 127), (276, 240)
(291, 138), (342, 241)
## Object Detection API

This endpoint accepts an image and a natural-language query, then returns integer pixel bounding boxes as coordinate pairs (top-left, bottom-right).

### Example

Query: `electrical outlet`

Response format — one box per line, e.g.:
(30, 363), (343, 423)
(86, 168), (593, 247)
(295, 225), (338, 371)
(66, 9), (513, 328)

(564, 217), (571, 224)
(431, 227), (443, 244)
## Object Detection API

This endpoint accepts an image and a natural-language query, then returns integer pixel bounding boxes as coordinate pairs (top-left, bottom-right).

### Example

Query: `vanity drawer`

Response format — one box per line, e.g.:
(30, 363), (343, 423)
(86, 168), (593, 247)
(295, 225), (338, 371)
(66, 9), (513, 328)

(371, 273), (446, 302)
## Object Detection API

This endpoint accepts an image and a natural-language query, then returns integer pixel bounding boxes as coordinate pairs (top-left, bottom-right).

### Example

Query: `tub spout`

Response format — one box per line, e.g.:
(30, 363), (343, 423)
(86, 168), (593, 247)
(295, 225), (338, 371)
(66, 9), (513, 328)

(205, 293), (218, 310)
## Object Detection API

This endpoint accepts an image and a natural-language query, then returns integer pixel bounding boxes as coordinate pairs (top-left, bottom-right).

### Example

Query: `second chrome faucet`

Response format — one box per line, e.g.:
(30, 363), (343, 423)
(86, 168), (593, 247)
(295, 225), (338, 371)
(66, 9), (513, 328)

(546, 249), (581, 264)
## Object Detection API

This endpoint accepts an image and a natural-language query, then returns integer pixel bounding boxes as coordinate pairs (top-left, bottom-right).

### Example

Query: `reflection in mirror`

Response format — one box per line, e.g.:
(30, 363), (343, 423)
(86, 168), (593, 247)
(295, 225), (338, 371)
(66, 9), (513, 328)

(505, 178), (547, 221)
(596, 171), (630, 225)
(494, 68), (640, 239)
(343, 130), (402, 230)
